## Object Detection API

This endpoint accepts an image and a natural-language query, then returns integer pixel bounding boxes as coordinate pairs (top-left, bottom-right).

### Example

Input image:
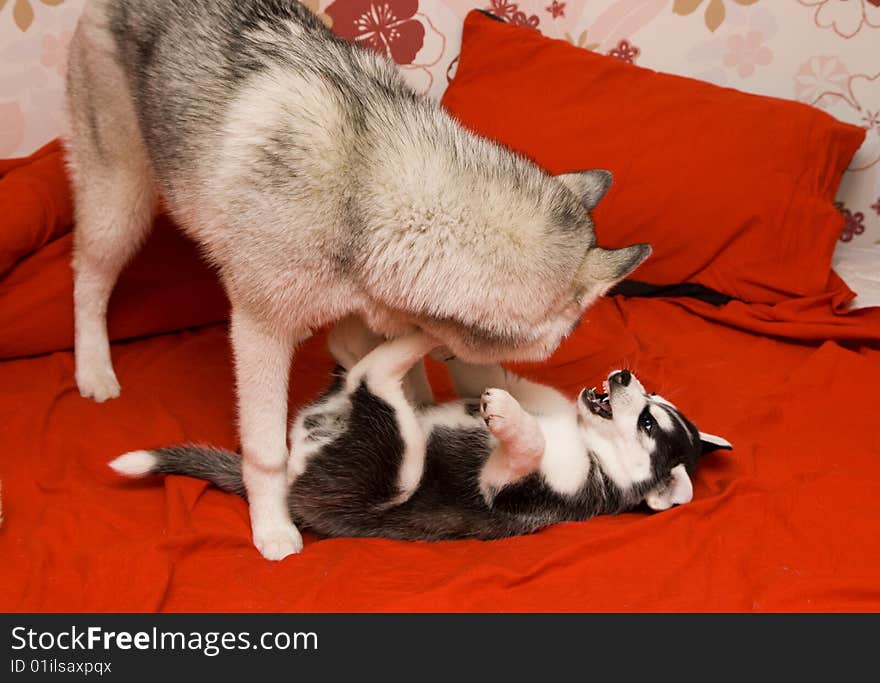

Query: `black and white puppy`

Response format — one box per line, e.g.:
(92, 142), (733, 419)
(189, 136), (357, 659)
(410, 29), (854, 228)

(111, 320), (731, 542)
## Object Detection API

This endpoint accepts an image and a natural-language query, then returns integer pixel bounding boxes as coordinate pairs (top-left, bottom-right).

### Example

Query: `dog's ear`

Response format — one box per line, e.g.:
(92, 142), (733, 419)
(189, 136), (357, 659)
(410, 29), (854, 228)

(575, 243), (652, 304)
(557, 169), (613, 210)
(645, 464), (693, 511)
(590, 243), (653, 282)
(699, 432), (733, 456)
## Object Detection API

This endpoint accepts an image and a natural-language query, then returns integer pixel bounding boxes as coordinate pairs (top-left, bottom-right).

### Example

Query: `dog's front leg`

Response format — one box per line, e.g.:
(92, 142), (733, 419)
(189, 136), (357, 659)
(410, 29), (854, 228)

(231, 307), (303, 561)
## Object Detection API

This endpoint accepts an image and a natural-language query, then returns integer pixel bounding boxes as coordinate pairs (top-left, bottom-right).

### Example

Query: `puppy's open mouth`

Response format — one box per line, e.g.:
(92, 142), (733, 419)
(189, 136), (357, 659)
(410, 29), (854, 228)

(583, 388), (612, 419)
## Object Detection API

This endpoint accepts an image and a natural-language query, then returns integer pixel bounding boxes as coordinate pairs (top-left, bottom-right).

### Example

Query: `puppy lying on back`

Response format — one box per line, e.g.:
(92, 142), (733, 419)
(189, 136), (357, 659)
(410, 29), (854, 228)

(111, 320), (731, 541)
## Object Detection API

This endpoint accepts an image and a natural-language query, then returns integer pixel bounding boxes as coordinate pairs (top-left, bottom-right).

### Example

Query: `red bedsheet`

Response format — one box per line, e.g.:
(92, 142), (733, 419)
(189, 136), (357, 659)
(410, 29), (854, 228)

(2, 145), (880, 612)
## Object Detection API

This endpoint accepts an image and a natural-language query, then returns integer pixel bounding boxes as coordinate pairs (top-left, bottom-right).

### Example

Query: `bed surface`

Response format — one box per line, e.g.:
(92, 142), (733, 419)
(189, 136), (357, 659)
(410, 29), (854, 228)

(2, 146), (880, 612)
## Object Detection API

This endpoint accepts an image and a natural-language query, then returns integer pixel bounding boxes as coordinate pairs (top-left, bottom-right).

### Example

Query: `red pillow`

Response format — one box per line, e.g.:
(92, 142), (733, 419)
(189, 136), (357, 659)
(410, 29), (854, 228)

(0, 139), (73, 276)
(441, 11), (866, 304)
(0, 143), (228, 360)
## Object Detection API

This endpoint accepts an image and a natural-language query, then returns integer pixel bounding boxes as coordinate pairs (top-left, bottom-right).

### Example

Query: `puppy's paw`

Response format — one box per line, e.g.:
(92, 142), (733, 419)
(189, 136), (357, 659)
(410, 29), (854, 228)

(76, 361), (121, 403)
(480, 388), (524, 439)
(253, 521), (303, 561)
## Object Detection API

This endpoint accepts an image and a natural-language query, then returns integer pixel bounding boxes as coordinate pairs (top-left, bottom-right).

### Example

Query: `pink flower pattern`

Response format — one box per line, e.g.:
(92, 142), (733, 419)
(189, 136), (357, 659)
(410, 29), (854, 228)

(795, 64), (880, 172)
(798, 0), (880, 40)
(40, 30), (73, 78)
(836, 202), (866, 242)
(511, 11), (540, 28)
(722, 30), (772, 77)
(850, 73), (880, 131)
(794, 56), (850, 109)
(608, 39), (640, 64)
(0, 101), (25, 158)
(326, 0), (426, 65)
(486, 0), (518, 20)
(545, 1), (566, 19)
(485, 0), (540, 30)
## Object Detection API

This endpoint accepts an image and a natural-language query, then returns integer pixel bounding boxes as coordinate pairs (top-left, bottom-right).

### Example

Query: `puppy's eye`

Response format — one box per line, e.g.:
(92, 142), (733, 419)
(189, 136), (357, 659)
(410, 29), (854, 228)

(639, 411), (656, 435)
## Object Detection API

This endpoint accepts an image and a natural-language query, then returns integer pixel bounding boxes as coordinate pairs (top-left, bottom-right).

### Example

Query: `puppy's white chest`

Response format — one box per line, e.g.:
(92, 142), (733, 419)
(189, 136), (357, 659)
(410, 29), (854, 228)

(538, 413), (591, 496)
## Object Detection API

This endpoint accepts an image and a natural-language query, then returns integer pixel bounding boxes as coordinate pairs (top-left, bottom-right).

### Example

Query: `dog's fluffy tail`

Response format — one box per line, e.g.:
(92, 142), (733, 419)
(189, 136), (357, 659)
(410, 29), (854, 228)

(109, 446), (246, 498)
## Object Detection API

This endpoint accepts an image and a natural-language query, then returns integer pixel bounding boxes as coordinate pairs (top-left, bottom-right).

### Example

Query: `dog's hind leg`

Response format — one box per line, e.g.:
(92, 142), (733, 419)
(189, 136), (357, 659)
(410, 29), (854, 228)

(232, 307), (305, 561)
(347, 333), (441, 502)
(66, 19), (156, 402)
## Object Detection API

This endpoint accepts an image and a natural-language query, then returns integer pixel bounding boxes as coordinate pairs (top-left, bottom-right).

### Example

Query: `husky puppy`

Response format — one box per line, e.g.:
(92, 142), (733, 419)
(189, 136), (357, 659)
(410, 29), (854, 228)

(66, 0), (650, 558)
(110, 320), (731, 541)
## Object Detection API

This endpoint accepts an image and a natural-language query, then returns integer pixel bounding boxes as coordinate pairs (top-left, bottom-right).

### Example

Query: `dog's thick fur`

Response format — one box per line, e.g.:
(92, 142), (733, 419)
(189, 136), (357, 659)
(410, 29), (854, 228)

(66, 0), (650, 558)
(111, 319), (731, 542)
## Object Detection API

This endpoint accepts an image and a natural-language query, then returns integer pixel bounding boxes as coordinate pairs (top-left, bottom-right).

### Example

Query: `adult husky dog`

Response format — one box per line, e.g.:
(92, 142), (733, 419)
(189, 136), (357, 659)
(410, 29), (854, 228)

(66, 0), (650, 559)
(111, 319), (732, 541)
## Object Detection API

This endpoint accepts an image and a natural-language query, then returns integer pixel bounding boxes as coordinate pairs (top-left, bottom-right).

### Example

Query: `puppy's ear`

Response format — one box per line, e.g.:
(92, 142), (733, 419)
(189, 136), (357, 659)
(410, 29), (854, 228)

(699, 432), (733, 456)
(557, 169), (613, 210)
(645, 464), (693, 511)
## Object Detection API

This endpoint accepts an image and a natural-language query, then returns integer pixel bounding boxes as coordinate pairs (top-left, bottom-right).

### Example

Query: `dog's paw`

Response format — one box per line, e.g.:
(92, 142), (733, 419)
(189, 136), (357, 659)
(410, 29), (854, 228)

(76, 361), (121, 403)
(480, 388), (524, 439)
(253, 521), (304, 561)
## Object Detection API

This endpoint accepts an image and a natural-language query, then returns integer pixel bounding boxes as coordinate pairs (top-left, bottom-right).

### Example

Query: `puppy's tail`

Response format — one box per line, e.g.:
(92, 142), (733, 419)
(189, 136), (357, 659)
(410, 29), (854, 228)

(109, 446), (246, 498)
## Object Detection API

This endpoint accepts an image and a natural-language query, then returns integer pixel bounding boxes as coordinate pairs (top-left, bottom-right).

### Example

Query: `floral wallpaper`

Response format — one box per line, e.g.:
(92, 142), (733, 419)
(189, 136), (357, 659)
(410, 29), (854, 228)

(1, 0), (878, 247)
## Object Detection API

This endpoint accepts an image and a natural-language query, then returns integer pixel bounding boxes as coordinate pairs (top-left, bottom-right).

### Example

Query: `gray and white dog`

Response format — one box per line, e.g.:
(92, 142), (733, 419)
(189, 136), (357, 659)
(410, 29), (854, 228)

(66, 0), (650, 559)
(110, 318), (731, 541)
